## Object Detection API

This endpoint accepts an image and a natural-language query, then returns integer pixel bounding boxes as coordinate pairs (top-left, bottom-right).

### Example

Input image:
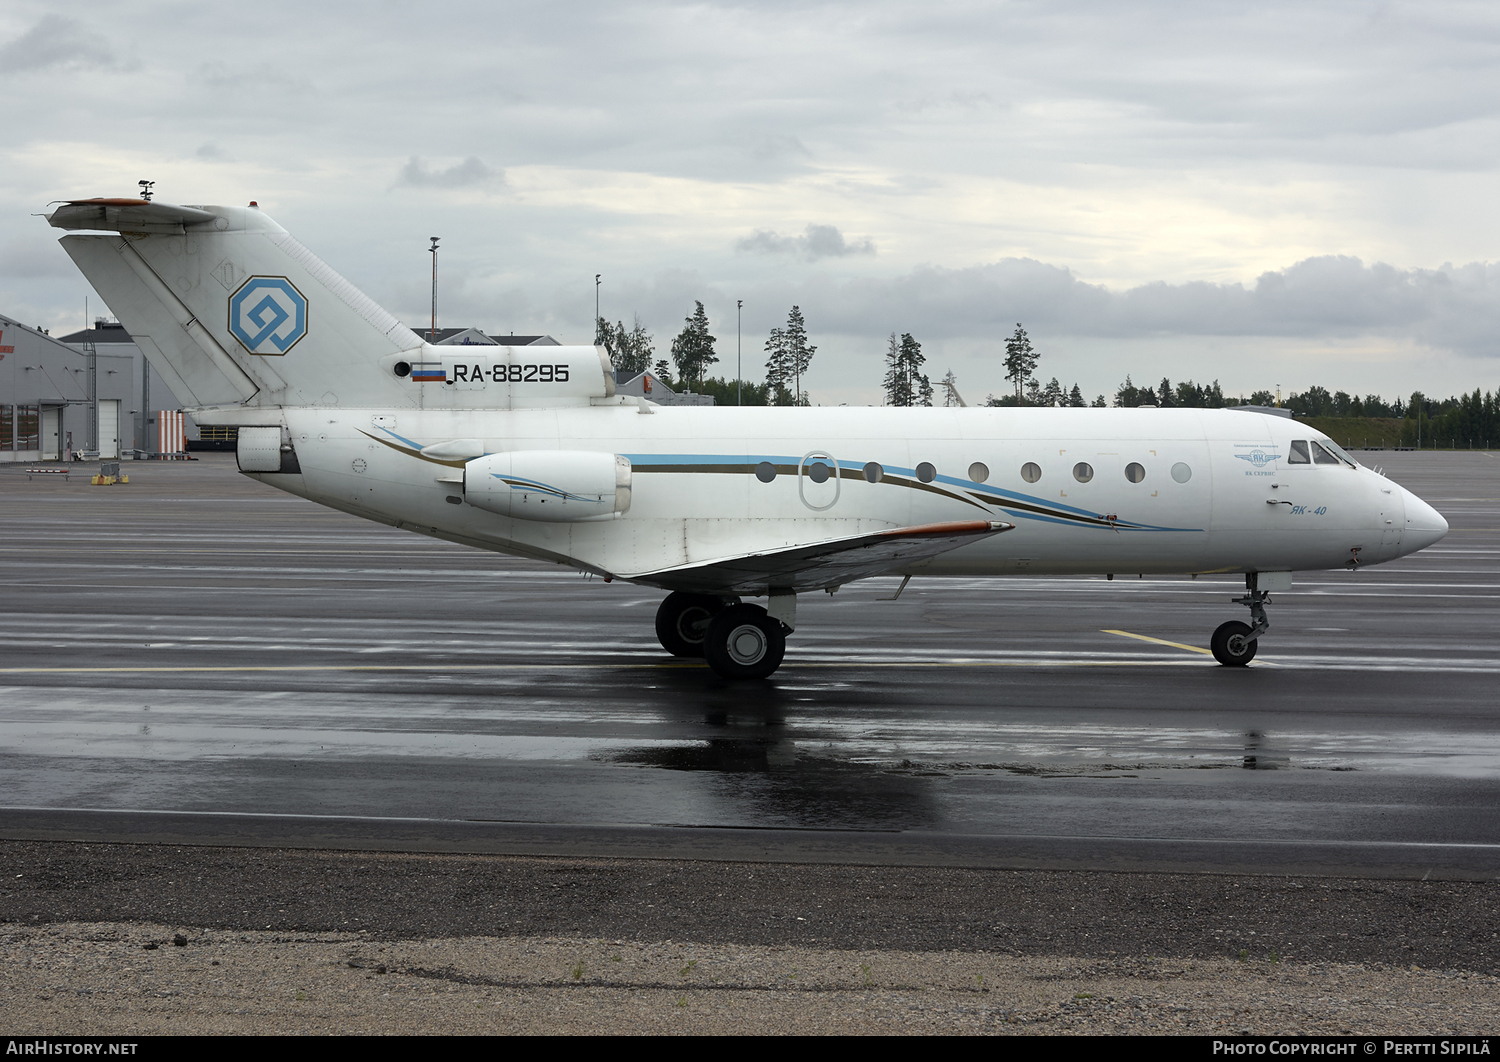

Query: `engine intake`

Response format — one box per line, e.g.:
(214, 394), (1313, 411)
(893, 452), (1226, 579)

(464, 450), (631, 522)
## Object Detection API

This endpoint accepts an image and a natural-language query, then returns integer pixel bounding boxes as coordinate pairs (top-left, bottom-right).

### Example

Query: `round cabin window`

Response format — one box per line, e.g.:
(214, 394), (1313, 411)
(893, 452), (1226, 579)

(1072, 462), (1094, 483)
(1020, 462), (1041, 483)
(755, 461), (777, 483)
(1171, 462), (1192, 483)
(1125, 462), (1145, 483)
(915, 462), (937, 483)
(968, 462), (989, 483)
(807, 460), (831, 484)
(863, 461), (884, 483)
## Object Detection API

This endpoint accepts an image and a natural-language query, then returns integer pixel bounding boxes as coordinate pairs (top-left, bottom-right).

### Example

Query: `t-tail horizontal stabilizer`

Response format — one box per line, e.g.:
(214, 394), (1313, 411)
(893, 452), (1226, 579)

(634, 520), (1014, 595)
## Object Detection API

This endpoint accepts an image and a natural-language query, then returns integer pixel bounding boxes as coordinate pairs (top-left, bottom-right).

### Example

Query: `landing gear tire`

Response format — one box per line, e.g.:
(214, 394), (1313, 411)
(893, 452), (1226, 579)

(703, 604), (787, 680)
(1211, 620), (1258, 667)
(655, 593), (732, 657)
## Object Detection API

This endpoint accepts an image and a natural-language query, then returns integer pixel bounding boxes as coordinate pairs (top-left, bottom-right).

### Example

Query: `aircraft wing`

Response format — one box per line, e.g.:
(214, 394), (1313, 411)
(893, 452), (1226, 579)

(632, 519), (1014, 595)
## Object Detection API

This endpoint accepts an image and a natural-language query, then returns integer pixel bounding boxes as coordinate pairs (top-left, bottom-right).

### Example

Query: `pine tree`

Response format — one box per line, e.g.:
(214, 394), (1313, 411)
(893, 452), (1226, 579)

(670, 302), (718, 391)
(1068, 383), (1085, 407)
(1003, 324), (1037, 402)
(1041, 377), (1063, 407)
(901, 334), (930, 407)
(917, 369), (934, 407)
(764, 326), (790, 405)
(881, 333), (909, 406)
(653, 358), (673, 385)
(1156, 377), (1175, 408)
(784, 306), (816, 406)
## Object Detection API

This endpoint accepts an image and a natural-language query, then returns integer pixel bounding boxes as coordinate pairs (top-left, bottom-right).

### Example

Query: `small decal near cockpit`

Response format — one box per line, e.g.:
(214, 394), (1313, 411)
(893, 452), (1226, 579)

(1233, 444), (1281, 476)
(1234, 448), (1281, 468)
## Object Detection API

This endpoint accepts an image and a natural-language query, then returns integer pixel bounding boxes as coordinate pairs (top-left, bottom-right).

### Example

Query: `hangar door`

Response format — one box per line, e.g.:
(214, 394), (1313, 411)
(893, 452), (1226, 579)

(40, 407), (61, 460)
(97, 399), (120, 459)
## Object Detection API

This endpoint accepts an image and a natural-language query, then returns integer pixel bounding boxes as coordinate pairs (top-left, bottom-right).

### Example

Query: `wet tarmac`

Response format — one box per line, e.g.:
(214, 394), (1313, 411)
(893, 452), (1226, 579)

(1, 450), (1498, 879)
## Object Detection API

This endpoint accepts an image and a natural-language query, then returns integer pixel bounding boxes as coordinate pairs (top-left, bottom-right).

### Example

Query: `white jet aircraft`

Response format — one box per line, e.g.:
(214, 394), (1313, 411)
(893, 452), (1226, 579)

(45, 196), (1449, 678)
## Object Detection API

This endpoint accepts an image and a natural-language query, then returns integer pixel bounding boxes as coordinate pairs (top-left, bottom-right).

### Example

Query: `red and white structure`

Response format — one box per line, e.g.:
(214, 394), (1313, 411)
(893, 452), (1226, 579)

(157, 409), (185, 454)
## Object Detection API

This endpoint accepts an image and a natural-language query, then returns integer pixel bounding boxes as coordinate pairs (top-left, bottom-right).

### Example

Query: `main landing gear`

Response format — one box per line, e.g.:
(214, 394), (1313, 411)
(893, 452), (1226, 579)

(1211, 574), (1273, 667)
(654, 591), (790, 680)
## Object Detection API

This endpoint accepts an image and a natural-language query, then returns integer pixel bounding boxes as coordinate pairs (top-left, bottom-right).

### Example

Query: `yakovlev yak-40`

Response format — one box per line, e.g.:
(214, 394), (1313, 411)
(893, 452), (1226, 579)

(45, 197), (1449, 678)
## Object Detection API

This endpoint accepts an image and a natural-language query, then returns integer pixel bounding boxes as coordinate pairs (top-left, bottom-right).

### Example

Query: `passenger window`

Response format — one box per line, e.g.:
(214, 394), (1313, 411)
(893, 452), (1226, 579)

(1072, 462), (1093, 483)
(863, 461), (883, 483)
(1310, 441), (1340, 465)
(1124, 462), (1145, 483)
(1020, 462), (1041, 483)
(1288, 440), (1310, 464)
(915, 462), (937, 483)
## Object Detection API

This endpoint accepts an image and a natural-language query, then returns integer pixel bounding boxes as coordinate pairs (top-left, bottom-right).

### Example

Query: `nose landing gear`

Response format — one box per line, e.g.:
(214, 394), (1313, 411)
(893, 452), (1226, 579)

(1211, 573), (1274, 667)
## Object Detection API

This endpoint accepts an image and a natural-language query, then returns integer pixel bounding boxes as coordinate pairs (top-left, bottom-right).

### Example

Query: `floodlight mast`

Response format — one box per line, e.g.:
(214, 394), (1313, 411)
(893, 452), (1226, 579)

(428, 237), (440, 342)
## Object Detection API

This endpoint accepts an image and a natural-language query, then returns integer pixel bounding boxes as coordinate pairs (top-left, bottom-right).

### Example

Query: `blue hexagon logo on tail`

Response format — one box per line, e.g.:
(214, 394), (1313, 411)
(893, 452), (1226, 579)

(228, 276), (307, 355)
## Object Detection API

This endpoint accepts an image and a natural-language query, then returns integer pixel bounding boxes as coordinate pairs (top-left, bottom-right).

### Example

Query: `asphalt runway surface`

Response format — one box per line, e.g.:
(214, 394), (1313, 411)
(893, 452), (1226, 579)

(1, 449), (1497, 884)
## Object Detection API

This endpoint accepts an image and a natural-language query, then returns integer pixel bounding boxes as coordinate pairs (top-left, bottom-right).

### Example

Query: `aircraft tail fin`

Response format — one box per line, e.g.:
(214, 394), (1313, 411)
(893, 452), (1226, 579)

(49, 199), (422, 410)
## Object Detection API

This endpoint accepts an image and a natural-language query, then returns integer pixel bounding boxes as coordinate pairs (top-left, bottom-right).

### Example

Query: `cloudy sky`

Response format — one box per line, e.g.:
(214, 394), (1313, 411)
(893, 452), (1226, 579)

(2, 0), (1498, 405)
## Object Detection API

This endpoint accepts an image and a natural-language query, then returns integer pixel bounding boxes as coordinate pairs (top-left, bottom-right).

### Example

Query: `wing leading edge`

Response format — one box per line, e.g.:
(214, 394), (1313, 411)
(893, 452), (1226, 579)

(632, 519), (1014, 595)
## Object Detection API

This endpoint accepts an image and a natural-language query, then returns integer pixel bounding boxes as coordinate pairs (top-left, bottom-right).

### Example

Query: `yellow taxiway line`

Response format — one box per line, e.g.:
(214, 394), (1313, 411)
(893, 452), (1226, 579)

(1101, 629), (1214, 655)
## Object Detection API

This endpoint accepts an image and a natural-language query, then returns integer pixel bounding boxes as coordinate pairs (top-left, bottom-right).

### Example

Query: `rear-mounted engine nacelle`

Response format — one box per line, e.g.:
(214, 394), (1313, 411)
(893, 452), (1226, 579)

(464, 450), (631, 522)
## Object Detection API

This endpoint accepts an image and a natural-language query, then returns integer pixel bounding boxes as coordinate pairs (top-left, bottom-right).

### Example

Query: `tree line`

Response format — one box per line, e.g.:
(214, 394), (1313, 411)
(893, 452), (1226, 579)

(597, 307), (1500, 443)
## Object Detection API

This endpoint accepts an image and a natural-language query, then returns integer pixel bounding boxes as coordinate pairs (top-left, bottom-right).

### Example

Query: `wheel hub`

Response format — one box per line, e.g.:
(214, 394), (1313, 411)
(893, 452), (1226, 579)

(726, 624), (768, 665)
(676, 607), (712, 642)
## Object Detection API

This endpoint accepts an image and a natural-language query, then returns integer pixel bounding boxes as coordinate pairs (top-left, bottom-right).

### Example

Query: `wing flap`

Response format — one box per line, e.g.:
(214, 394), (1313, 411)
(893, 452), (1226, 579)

(632, 519), (1014, 594)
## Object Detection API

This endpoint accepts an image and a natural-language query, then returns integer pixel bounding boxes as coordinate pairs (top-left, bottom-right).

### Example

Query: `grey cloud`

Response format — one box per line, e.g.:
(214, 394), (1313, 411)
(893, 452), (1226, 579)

(0, 236), (81, 279)
(809, 256), (1500, 356)
(0, 15), (118, 74)
(738, 224), (876, 259)
(397, 157), (502, 189)
(749, 134), (812, 161)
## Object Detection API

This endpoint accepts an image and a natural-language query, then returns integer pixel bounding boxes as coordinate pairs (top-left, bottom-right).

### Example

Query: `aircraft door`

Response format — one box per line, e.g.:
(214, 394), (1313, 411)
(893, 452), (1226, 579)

(798, 450), (840, 511)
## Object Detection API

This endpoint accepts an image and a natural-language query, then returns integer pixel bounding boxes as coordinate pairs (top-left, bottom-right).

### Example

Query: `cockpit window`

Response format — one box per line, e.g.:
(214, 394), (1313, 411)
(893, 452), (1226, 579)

(1320, 439), (1359, 467)
(1310, 441), (1340, 465)
(1288, 440), (1310, 464)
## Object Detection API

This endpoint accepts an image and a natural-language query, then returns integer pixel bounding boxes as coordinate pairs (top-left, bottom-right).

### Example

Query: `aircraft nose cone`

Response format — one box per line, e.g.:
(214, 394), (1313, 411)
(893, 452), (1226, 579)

(1400, 486), (1448, 554)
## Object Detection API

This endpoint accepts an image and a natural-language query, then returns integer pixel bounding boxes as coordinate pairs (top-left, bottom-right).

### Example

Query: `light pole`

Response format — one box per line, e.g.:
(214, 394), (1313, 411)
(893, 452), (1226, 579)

(428, 237), (440, 342)
(594, 274), (601, 345)
(736, 300), (743, 406)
